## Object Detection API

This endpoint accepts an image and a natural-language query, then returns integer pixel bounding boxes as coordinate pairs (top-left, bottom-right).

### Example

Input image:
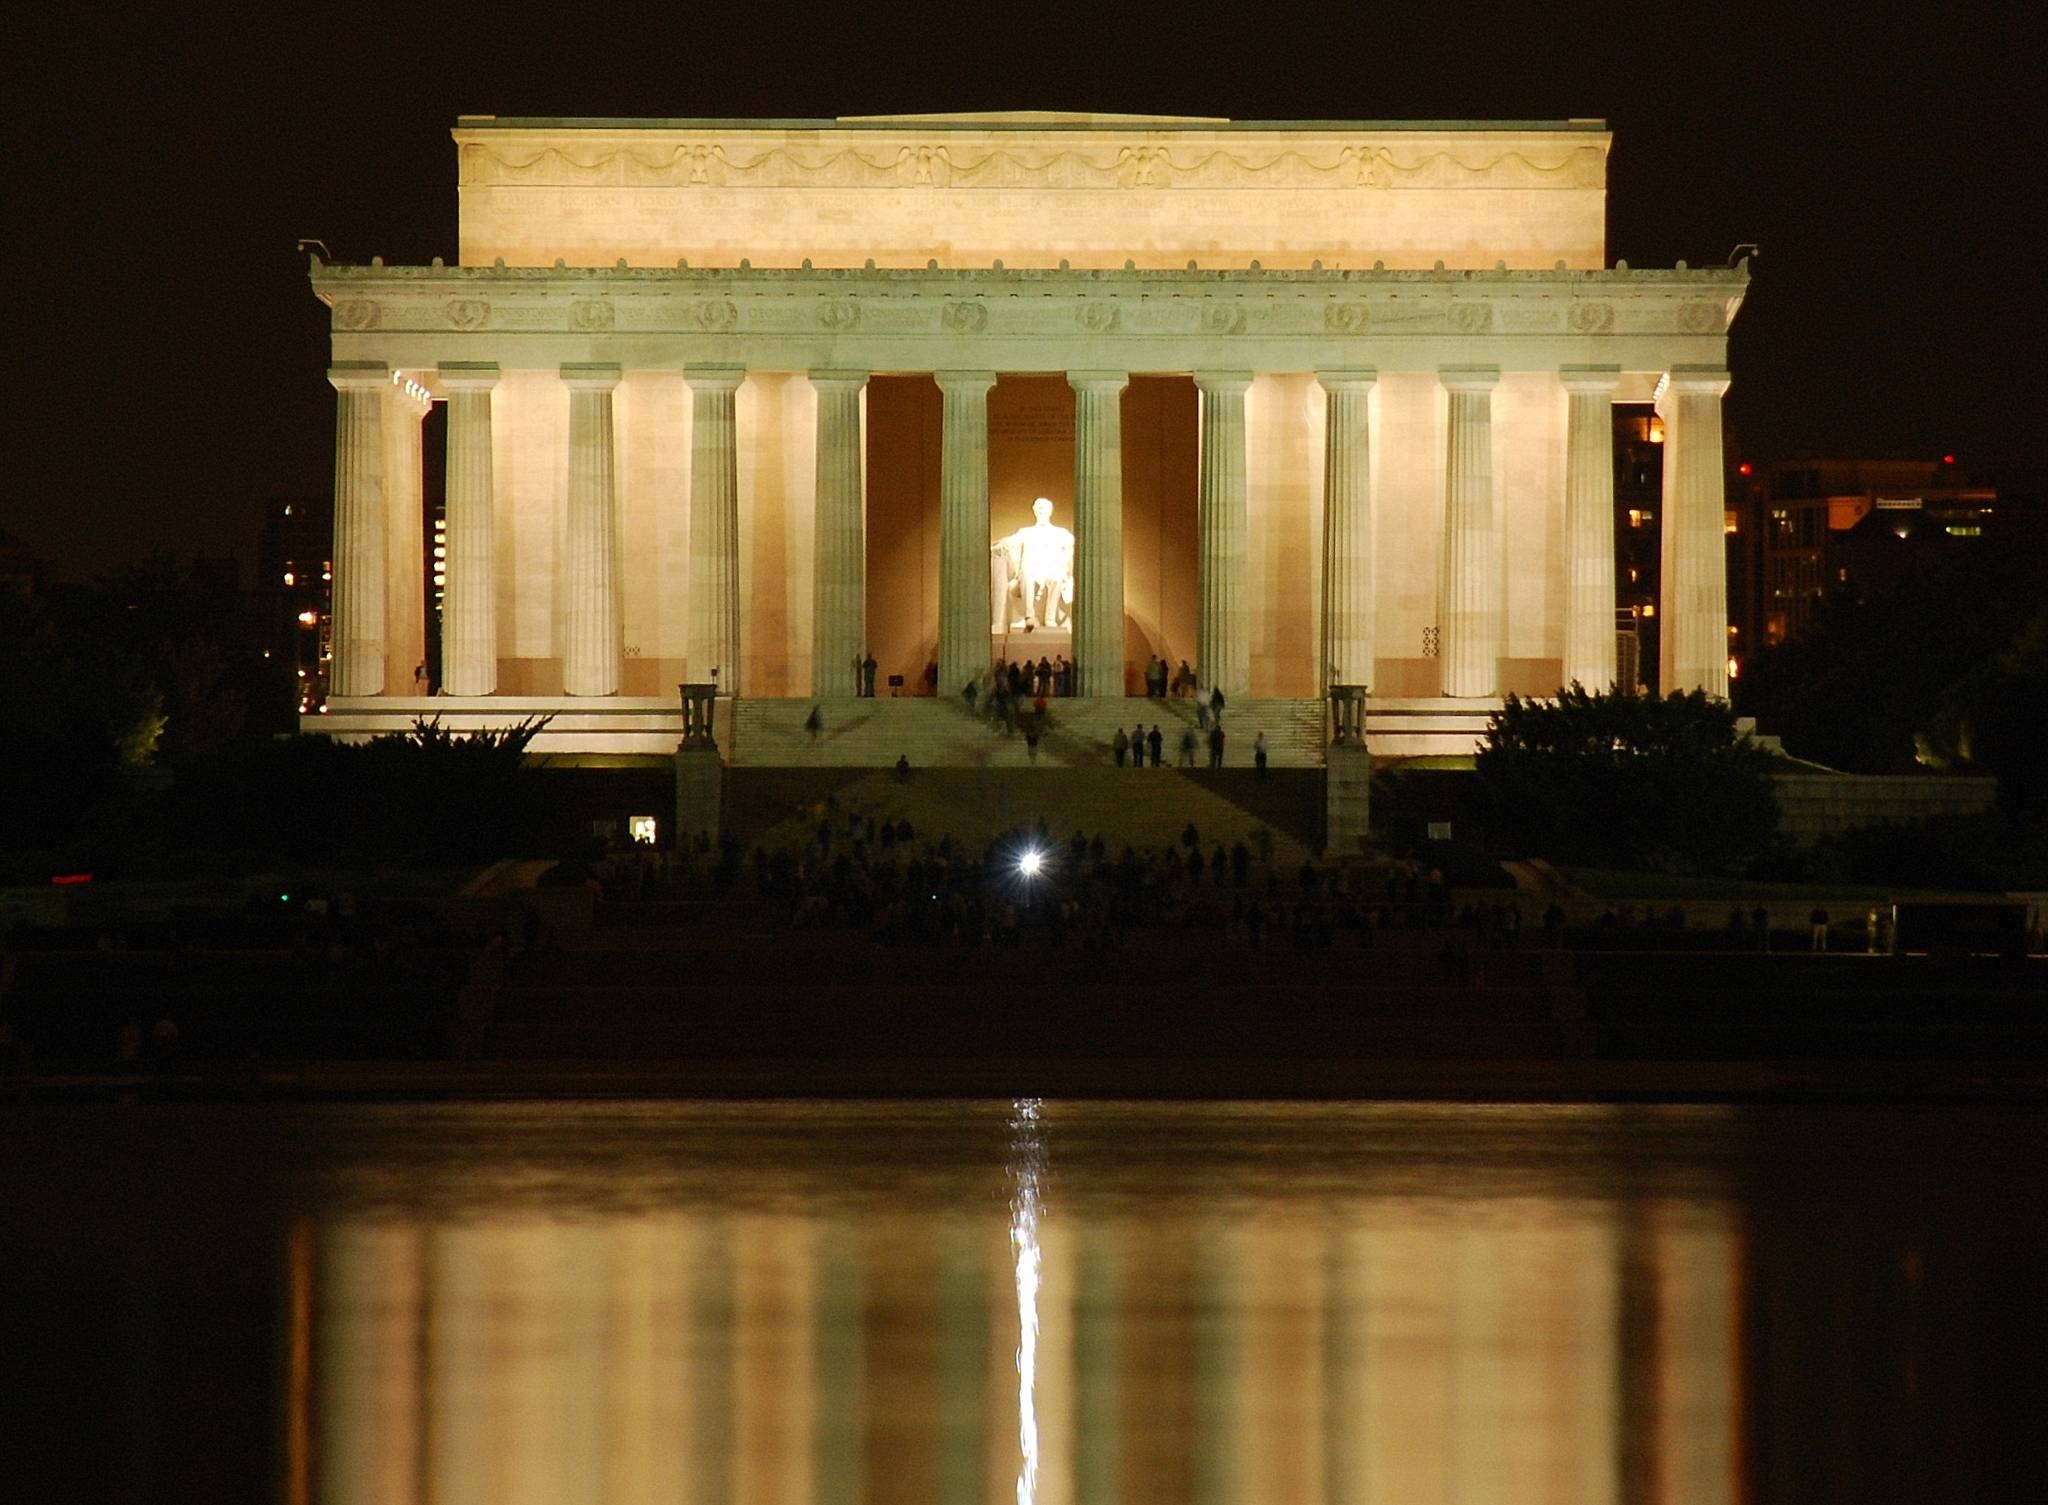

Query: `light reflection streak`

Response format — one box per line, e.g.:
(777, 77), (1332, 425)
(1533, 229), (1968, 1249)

(1010, 1099), (1045, 1505)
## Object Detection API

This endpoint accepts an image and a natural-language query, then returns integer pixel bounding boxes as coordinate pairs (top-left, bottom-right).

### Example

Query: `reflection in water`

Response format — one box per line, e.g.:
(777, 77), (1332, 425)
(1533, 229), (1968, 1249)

(1010, 1100), (1044, 1505)
(292, 1104), (1746, 1505)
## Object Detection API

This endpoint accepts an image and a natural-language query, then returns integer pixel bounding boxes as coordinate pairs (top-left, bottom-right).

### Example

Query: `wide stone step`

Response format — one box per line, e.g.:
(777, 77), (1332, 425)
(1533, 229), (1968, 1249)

(730, 697), (1328, 769)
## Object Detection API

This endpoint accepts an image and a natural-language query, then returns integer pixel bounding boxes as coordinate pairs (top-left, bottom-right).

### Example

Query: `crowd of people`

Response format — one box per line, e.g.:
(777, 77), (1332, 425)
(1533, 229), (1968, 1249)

(627, 806), (1544, 953)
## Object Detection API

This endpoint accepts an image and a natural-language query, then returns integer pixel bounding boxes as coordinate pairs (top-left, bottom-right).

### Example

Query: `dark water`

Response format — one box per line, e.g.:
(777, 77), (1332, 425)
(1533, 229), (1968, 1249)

(3, 1100), (2045, 1504)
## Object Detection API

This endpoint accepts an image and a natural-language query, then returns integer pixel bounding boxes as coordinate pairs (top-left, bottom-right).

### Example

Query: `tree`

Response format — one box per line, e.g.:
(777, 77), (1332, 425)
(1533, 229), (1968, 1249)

(1476, 685), (1779, 872)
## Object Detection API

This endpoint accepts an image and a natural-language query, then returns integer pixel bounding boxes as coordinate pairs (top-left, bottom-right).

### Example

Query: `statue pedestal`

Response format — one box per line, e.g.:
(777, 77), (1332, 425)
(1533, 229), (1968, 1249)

(992, 626), (1072, 662)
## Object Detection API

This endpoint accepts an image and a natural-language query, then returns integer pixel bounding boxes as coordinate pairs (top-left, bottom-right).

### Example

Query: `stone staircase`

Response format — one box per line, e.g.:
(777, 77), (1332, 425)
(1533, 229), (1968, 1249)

(726, 766), (1327, 861)
(729, 695), (1328, 769)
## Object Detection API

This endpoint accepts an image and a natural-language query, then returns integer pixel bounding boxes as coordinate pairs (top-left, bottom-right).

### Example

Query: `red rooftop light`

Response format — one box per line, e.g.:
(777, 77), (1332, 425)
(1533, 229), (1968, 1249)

(1737, 462), (1753, 476)
(1943, 454), (1957, 465)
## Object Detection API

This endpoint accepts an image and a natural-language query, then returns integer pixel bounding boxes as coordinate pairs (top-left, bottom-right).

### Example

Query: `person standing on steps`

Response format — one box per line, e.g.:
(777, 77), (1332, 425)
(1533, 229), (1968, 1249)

(1254, 730), (1269, 777)
(1210, 685), (1226, 723)
(1147, 725), (1164, 767)
(1178, 726), (1198, 767)
(1112, 726), (1129, 767)
(1208, 722), (1226, 768)
(861, 650), (878, 697)
(804, 705), (823, 744)
(1130, 723), (1147, 771)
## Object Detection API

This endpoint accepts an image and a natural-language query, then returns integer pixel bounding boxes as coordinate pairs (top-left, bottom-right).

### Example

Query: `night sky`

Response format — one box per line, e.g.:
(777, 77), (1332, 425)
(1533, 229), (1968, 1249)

(8, 4), (2041, 582)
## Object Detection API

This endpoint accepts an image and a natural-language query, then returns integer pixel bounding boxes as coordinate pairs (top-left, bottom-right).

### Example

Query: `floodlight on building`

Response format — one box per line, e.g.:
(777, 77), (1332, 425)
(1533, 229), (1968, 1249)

(298, 610), (318, 626)
(283, 570), (295, 586)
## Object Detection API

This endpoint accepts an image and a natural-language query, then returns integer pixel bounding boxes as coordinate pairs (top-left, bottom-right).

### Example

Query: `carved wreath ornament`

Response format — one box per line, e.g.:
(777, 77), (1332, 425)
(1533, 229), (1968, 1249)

(942, 302), (987, 333)
(1200, 305), (1247, 335)
(1324, 303), (1369, 334)
(445, 299), (489, 331)
(1448, 303), (1493, 334)
(693, 300), (739, 332)
(332, 299), (379, 330)
(569, 299), (615, 332)
(1077, 304), (1120, 334)
(1567, 302), (1614, 335)
(818, 300), (861, 331)
(1679, 301), (1723, 333)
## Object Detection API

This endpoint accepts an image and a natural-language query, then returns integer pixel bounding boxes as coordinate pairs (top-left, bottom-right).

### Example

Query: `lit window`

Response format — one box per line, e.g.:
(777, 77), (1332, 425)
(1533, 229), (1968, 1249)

(1641, 604), (1656, 618)
(628, 815), (658, 844)
(1724, 511), (1738, 534)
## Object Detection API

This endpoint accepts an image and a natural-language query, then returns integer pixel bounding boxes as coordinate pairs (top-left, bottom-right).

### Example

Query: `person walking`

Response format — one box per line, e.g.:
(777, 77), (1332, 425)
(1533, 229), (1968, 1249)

(1208, 723), (1225, 768)
(804, 704), (823, 744)
(1178, 726), (1198, 766)
(1210, 685), (1226, 723)
(1254, 730), (1269, 777)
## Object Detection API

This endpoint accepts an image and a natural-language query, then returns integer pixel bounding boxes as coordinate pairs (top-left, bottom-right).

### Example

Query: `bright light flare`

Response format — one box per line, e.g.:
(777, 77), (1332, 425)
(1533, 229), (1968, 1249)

(1018, 849), (1043, 878)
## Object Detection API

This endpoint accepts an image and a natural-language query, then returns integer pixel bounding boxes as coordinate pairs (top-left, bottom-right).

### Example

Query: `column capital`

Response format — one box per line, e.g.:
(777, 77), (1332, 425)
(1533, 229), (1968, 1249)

(1438, 365), (1500, 393)
(1660, 365), (1732, 397)
(807, 369), (869, 392)
(1193, 370), (1254, 395)
(438, 361), (500, 394)
(1558, 364), (1622, 394)
(560, 362), (622, 392)
(1315, 368), (1378, 394)
(328, 361), (389, 393)
(683, 363), (746, 393)
(933, 369), (998, 395)
(1067, 370), (1130, 394)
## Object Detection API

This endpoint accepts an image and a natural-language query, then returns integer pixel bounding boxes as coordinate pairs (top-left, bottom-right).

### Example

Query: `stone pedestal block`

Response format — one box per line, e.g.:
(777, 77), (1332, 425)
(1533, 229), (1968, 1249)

(1325, 740), (1373, 856)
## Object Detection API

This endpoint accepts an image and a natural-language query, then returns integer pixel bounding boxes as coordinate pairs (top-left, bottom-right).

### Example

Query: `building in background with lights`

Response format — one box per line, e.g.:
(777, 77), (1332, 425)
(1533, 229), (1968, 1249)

(1726, 456), (2000, 673)
(258, 495), (336, 712)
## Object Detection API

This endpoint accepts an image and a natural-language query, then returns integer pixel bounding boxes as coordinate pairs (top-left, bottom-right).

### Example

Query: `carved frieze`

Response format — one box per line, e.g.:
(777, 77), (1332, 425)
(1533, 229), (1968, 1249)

(1325, 303), (1370, 333)
(445, 298), (490, 331)
(818, 300), (861, 330)
(456, 139), (1609, 193)
(568, 298), (615, 331)
(1449, 303), (1493, 334)
(1077, 303), (1120, 334)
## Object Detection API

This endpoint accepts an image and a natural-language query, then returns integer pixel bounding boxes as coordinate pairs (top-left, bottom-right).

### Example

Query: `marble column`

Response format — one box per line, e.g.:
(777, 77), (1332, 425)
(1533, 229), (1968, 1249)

(1319, 369), (1377, 690)
(686, 366), (746, 696)
(936, 370), (997, 700)
(561, 364), (622, 697)
(438, 363), (499, 697)
(328, 363), (389, 698)
(1561, 366), (1621, 691)
(1070, 371), (1130, 697)
(1438, 366), (1502, 698)
(810, 371), (868, 699)
(1194, 372), (1251, 700)
(1658, 366), (1733, 698)
(383, 380), (430, 696)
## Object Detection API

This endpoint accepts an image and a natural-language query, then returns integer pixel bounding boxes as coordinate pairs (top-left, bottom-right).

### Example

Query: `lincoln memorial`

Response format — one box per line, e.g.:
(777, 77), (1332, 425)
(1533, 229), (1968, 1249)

(311, 113), (1746, 762)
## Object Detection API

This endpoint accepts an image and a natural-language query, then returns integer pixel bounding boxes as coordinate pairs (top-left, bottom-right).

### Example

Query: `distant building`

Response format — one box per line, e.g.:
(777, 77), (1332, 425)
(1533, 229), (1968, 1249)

(1733, 457), (1999, 668)
(257, 496), (335, 713)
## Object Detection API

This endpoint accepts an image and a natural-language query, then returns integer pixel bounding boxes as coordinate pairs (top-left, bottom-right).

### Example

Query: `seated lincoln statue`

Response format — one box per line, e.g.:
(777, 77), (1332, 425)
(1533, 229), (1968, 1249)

(991, 496), (1076, 633)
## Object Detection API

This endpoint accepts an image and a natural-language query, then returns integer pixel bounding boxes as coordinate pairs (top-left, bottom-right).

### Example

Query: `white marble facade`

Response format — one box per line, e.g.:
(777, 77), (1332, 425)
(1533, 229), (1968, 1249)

(313, 113), (1745, 754)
